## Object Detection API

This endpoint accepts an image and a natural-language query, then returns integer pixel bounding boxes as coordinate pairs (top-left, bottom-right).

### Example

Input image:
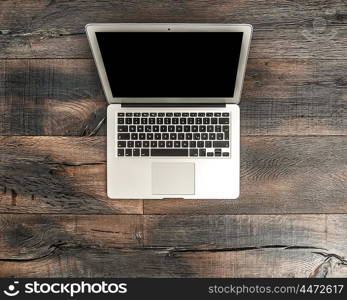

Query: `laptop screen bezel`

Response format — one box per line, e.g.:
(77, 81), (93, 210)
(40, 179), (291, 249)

(86, 23), (252, 104)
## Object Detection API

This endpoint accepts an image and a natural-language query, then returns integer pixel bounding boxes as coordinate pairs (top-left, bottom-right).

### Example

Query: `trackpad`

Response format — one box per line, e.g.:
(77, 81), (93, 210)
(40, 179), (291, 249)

(152, 163), (195, 195)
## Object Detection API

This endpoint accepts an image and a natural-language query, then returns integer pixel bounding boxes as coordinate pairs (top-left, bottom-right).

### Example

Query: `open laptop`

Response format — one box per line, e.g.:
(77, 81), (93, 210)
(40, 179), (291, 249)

(86, 23), (252, 199)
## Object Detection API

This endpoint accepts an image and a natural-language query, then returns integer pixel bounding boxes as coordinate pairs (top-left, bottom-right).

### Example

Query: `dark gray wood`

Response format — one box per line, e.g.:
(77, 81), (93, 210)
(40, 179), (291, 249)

(0, 59), (345, 136)
(1, 214), (346, 277)
(0, 0), (346, 59)
(0, 136), (142, 214)
(0, 136), (345, 214)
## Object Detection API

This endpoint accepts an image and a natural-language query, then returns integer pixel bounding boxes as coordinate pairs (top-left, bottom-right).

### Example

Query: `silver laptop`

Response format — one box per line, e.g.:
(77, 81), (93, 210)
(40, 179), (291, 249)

(86, 23), (252, 199)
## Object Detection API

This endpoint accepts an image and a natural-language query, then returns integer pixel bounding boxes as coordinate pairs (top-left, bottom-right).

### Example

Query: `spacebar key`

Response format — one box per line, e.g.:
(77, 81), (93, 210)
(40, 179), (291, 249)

(151, 149), (188, 156)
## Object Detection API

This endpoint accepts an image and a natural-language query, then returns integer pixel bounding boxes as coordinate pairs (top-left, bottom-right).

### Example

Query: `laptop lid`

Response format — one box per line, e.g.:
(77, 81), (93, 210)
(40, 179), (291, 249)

(86, 23), (252, 105)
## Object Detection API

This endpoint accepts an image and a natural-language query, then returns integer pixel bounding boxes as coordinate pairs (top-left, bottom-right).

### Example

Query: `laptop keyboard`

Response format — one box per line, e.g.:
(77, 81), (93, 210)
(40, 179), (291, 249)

(116, 112), (231, 158)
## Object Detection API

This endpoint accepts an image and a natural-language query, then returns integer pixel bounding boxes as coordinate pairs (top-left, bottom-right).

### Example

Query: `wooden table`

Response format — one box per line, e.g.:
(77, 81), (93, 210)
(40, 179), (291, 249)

(0, 0), (346, 278)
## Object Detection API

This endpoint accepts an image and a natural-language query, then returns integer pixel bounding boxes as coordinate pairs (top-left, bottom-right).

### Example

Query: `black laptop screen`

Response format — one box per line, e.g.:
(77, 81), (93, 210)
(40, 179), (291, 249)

(96, 32), (243, 98)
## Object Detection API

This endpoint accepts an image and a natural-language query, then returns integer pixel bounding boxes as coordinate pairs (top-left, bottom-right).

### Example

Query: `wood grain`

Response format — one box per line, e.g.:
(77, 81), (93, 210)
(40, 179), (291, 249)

(0, 136), (142, 214)
(0, 136), (345, 214)
(1, 214), (346, 277)
(0, 0), (345, 59)
(0, 59), (345, 136)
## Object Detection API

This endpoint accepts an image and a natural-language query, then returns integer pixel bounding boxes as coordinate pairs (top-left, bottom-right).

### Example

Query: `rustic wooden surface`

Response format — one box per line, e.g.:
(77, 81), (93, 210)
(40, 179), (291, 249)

(0, 0), (346, 277)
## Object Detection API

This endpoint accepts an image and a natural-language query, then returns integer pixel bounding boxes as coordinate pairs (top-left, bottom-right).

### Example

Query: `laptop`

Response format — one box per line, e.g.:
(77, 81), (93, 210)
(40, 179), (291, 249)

(86, 23), (252, 199)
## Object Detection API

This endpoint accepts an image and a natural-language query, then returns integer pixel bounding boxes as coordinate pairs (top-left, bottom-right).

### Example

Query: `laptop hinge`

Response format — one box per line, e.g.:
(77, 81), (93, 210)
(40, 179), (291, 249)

(121, 103), (226, 108)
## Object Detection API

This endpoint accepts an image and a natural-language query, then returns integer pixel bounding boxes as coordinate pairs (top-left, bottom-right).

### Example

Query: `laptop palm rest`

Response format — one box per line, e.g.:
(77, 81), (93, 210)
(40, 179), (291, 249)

(151, 163), (195, 195)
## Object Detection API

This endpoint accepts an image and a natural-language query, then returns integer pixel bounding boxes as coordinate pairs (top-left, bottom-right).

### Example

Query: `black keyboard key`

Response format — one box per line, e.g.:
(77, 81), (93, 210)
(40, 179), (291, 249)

(160, 125), (167, 132)
(151, 149), (188, 156)
(162, 133), (169, 140)
(170, 133), (177, 140)
(145, 126), (151, 132)
(142, 113), (149, 117)
(201, 133), (208, 140)
(168, 125), (175, 132)
(196, 118), (202, 124)
(190, 113), (197, 117)
(180, 118), (186, 124)
(158, 141), (165, 148)
(172, 118), (179, 124)
(198, 113), (205, 117)
(133, 149), (140, 156)
(217, 133), (224, 140)
(188, 118), (194, 124)
(209, 133), (216, 140)
(133, 118), (140, 124)
(118, 113), (124, 117)
(118, 118), (124, 124)
(134, 113), (141, 117)
(151, 141), (157, 148)
(193, 133), (200, 140)
(118, 133), (130, 140)
(125, 118), (132, 124)
(153, 126), (159, 132)
(166, 113), (173, 117)
(150, 113), (157, 117)
(190, 149), (198, 157)
(182, 113), (189, 117)
(199, 149), (206, 156)
(135, 141), (141, 148)
(213, 141), (229, 148)
(166, 141), (173, 148)
(223, 152), (229, 157)
(147, 133), (153, 140)
(149, 118), (155, 124)
(219, 118), (229, 124)
(174, 141), (181, 148)
(126, 113), (132, 117)
(199, 125), (206, 132)
(127, 141), (134, 148)
(137, 125), (144, 132)
(190, 141), (196, 148)
(178, 133), (184, 140)
(214, 112), (221, 117)
(118, 125), (128, 132)
(157, 118), (163, 124)
(222, 113), (229, 117)
(118, 141), (126, 147)
(203, 118), (210, 124)
(205, 141), (212, 148)
(215, 125), (221, 132)
(164, 118), (171, 124)
(192, 126), (198, 132)
(206, 113), (213, 117)
(223, 126), (230, 139)
(141, 118), (147, 124)
(207, 152), (214, 157)
(129, 125), (136, 132)
(143, 141), (149, 148)
(118, 149), (124, 156)
(125, 149), (132, 156)
(174, 113), (181, 117)
(155, 133), (161, 140)
(176, 126), (183, 132)
(139, 133), (146, 140)
(197, 141), (204, 148)
(158, 113), (165, 117)
(184, 125), (190, 132)
(182, 141), (188, 148)
(186, 133), (192, 140)
(141, 149), (149, 156)
(207, 125), (213, 132)
(211, 118), (217, 124)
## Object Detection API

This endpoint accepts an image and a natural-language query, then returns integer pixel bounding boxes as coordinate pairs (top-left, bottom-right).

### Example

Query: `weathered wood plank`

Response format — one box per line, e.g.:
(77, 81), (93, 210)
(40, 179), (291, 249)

(145, 136), (347, 214)
(0, 136), (142, 214)
(1, 136), (345, 214)
(0, 59), (345, 136)
(0, 0), (345, 58)
(1, 214), (346, 277)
